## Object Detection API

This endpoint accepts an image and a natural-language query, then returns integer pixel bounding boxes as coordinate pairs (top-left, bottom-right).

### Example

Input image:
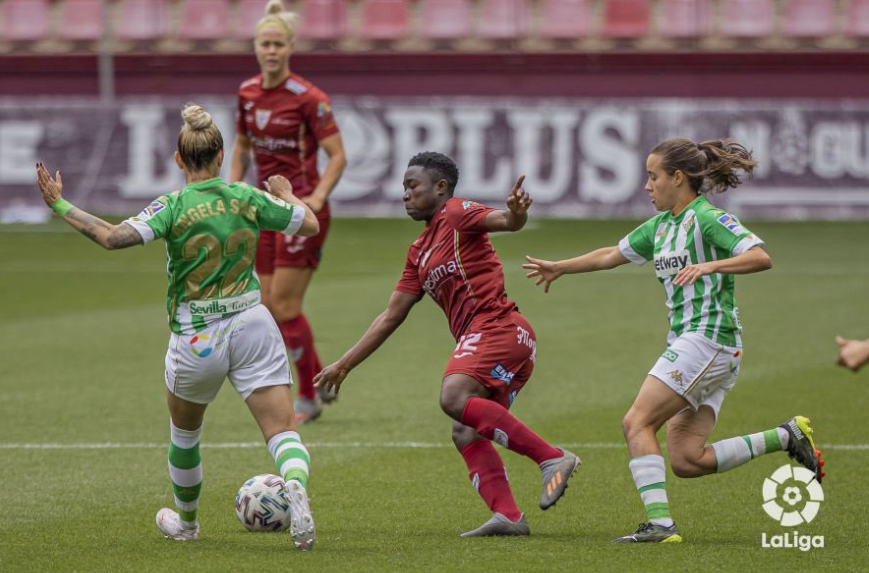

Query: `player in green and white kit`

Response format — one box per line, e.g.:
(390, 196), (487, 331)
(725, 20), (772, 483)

(35, 104), (320, 551)
(524, 138), (824, 543)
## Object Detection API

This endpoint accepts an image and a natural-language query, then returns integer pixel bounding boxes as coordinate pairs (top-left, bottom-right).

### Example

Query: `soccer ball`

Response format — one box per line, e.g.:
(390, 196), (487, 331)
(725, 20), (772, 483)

(234, 474), (292, 532)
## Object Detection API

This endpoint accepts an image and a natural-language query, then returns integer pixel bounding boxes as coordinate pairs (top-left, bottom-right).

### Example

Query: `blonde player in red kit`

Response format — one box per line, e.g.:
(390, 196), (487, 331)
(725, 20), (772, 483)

(314, 152), (580, 537)
(231, 0), (347, 424)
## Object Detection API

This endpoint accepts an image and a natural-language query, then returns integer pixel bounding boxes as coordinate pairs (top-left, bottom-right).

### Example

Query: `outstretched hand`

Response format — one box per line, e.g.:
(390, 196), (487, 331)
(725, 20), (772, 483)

(36, 163), (63, 208)
(313, 363), (349, 396)
(835, 336), (869, 372)
(506, 175), (531, 215)
(522, 255), (561, 293)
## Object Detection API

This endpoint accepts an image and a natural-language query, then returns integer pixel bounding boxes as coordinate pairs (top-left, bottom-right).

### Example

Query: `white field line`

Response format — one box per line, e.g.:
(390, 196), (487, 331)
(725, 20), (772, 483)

(0, 441), (866, 451)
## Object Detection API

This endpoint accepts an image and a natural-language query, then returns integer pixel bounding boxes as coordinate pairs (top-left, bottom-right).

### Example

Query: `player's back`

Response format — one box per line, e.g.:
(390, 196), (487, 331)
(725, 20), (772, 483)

(126, 177), (302, 334)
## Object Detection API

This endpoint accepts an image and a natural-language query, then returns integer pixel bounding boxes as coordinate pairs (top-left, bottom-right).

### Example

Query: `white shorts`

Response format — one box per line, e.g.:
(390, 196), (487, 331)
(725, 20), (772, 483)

(648, 332), (742, 419)
(164, 304), (292, 404)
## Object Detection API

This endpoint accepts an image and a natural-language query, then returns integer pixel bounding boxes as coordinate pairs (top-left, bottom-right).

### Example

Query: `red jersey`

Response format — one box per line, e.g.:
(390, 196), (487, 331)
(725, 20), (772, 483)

(235, 73), (339, 198)
(396, 198), (519, 341)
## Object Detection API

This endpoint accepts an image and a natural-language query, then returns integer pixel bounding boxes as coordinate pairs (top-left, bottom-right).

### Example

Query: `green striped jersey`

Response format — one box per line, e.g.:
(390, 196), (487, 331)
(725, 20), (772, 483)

(124, 177), (305, 335)
(618, 196), (763, 347)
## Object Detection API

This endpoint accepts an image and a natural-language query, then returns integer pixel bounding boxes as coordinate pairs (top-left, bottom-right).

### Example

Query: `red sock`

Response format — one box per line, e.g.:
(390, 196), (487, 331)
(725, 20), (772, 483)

(461, 396), (562, 465)
(460, 440), (522, 522)
(278, 315), (322, 400)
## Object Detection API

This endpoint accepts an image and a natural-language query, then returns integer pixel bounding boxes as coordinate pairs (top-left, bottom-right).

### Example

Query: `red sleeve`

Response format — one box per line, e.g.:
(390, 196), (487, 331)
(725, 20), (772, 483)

(395, 246), (423, 296)
(303, 89), (340, 142)
(235, 91), (246, 136)
(444, 198), (494, 233)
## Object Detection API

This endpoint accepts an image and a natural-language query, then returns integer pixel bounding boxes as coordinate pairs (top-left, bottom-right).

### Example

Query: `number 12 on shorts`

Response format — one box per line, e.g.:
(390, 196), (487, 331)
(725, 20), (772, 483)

(454, 333), (481, 359)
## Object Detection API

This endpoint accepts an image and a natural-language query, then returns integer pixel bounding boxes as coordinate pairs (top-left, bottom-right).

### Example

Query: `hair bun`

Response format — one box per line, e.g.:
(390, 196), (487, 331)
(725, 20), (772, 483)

(265, 0), (284, 15)
(182, 103), (212, 131)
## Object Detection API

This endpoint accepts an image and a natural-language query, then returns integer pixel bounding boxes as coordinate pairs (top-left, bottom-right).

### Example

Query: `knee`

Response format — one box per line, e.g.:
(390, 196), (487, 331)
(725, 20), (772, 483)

(622, 411), (640, 442)
(669, 453), (703, 478)
(439, 388), (466, 421)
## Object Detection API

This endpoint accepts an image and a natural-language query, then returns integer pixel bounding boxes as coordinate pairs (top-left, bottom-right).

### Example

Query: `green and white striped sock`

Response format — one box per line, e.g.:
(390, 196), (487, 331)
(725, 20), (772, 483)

(267, 431), (310, 488)
(711, 428), (788, 473)
(629, 454), (674, 527)
(168, 421), (202, 529)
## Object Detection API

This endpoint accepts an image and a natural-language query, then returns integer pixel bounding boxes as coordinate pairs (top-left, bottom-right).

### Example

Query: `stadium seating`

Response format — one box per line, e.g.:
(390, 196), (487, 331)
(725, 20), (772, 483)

(782, 0), (835, 38)
(0, 0), (50, 41)
(659, 0), (711, 39)
(419, 0), (472, 40)
(177, 0), (232, 41)
(602, 0), (651, 39)
(718, 0), (775, 38)
(358, 0), (411, 41)
(116, 0), (171, 41)
(57, 0), (104, 42)
(537, 0), (591, 40)
(845, 0), (869, 38)
(297, 0), (348, 41)
(476, 0), (528, 40)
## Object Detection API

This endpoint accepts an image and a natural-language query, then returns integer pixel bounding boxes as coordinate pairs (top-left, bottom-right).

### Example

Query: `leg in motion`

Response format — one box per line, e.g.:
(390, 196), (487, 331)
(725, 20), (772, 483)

(247, 385), (316, 551)
(156, 390), (207, 541)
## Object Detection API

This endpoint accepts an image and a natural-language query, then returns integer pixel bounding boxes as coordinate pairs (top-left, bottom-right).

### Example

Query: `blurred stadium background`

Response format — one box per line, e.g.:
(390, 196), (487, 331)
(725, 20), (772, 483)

(0, 0), (868, 220)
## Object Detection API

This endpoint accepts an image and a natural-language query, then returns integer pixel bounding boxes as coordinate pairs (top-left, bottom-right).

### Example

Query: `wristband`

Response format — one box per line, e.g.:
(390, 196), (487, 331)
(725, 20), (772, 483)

(52, 198), (74, 217)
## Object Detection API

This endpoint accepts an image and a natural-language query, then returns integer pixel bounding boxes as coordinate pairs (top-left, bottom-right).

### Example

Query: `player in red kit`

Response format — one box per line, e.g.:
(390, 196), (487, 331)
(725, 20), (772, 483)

(314, 152), (580, 537)
(230, 0), (347, 424)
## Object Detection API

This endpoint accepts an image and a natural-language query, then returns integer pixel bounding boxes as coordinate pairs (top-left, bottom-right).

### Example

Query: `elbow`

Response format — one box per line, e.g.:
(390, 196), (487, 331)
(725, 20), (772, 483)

(758, 250), (773, 271)
(297, 220), (320, 237)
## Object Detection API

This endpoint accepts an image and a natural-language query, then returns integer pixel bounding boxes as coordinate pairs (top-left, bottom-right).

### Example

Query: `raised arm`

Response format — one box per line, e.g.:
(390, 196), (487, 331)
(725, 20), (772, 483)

(263, 175), (320, 237)
(36, 163), (143, 250)
(301, 133), (347, 214)
(314, 290), (421, 394)
(229, 133), (253, 183)
(523, 246), (630, 293)
(484, 175), (531, 233)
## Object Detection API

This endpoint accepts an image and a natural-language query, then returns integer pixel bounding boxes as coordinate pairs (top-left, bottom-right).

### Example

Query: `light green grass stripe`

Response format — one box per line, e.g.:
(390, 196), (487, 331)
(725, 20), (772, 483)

(168, 443), (200, 470)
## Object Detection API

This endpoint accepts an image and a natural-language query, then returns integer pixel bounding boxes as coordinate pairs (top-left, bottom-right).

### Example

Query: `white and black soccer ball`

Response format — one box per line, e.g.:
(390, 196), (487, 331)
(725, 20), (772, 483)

(234, 474), (292, 532)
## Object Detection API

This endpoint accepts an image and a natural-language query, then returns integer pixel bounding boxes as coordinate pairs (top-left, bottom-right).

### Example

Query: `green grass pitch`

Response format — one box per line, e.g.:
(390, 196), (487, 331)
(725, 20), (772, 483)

(1, 217), (867, 572)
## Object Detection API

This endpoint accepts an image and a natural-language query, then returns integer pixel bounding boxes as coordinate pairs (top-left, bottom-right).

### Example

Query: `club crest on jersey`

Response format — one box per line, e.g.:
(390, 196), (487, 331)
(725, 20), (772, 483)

(462, 200), (478, 210)
(137, 200), (165, 221)
(717, 213), (746, 236)
(682, 213), (695, 233)
(255, 109), (271, 130)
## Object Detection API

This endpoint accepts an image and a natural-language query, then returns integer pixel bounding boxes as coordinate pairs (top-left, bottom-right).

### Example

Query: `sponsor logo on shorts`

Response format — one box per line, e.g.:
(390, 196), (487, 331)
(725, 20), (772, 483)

(508, 390), (519, 405)
(663, 349), (679, 362)
(717, 213), (746, 236)
(490, 362), (516, 384)
(668, 370), (683, 384)
(189, 334), (213, 358)
(493, 429), (509, 448)
(729, 361), (739, 375)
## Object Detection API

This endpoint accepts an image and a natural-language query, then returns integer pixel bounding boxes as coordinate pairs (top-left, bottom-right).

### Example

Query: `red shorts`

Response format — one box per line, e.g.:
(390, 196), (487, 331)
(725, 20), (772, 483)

(255, 209), (331, 274)
(444, 313), (537, 409)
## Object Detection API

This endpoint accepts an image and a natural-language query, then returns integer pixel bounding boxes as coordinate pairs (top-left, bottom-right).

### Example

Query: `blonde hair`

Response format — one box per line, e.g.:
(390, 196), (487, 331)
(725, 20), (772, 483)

(255, 0), (299, 40)
(178, 103), (224, 172)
